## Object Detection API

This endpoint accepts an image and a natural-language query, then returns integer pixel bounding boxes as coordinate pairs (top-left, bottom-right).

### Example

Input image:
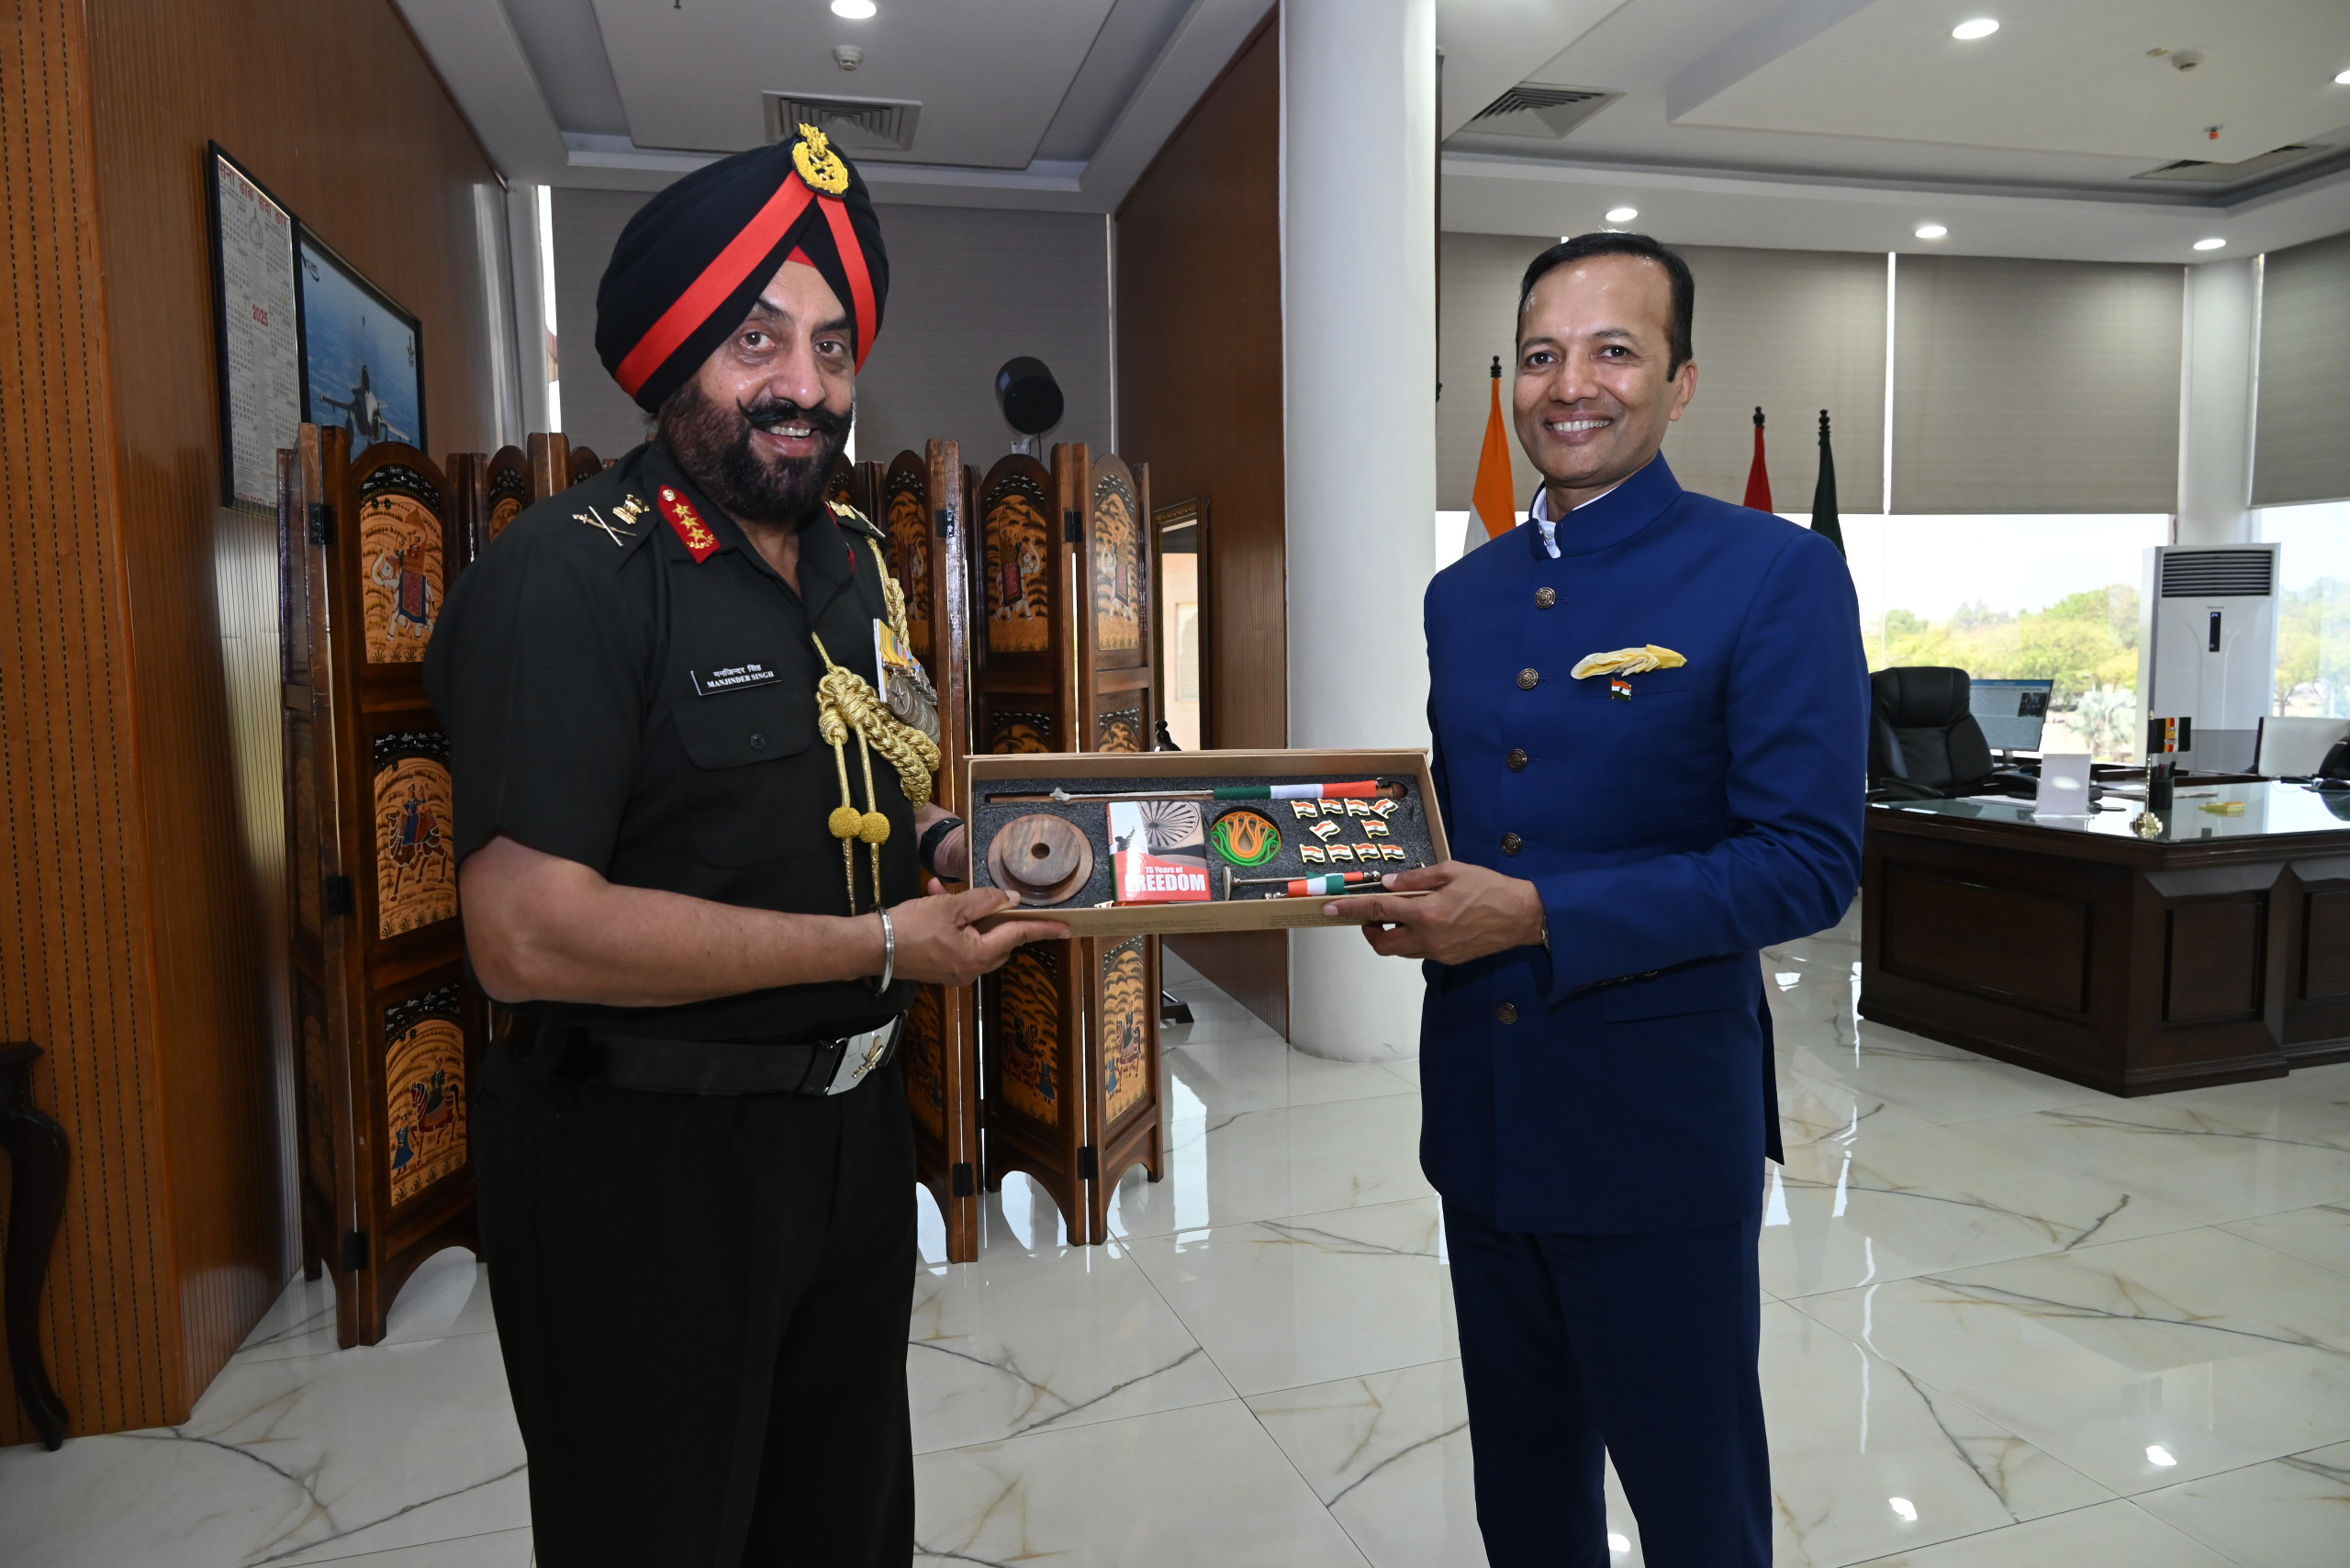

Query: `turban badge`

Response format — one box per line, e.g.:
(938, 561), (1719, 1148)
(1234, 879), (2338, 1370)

(792, 124), (850, 196)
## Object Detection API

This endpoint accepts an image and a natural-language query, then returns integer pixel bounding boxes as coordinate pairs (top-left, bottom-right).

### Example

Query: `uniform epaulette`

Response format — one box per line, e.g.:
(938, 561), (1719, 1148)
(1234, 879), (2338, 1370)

(826, 498), (885, 540)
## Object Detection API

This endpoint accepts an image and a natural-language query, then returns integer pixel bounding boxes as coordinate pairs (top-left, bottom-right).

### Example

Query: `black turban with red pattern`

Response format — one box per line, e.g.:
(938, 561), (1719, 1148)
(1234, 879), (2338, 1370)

(595, 126), (890, 413)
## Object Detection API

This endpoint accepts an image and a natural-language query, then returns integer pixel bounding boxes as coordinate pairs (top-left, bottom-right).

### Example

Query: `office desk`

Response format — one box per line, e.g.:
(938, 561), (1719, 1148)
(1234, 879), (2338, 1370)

(1861, 782), (2350, 1095)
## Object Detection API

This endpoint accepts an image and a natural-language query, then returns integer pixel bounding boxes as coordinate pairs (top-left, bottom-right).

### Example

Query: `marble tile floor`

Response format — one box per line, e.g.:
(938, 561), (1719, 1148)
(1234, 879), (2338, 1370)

(6, 926), (2350, 1566)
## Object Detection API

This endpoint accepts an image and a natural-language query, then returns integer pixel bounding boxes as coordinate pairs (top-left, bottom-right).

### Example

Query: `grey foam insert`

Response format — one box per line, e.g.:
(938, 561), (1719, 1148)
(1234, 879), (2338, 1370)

(968, 771), (1435, 909)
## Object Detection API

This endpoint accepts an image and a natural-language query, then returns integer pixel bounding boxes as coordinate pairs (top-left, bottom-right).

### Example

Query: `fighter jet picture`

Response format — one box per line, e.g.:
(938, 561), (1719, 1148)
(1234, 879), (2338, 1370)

(318, 362), (412, 450)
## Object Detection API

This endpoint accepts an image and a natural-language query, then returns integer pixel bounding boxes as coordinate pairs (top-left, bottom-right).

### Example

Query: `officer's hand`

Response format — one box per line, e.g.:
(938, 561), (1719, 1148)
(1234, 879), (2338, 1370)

(890, 887), (1067, 986)
(1341, 861), (1546, 966)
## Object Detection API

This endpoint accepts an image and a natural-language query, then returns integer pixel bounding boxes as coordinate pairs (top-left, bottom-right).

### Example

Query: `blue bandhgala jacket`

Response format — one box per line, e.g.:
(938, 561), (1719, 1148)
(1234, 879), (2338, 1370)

(1419, 453), (1868, 1235)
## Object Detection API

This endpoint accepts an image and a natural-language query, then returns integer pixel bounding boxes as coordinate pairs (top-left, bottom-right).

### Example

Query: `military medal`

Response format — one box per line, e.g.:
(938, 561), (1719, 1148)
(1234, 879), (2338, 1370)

(1209, 808), (1282, 867)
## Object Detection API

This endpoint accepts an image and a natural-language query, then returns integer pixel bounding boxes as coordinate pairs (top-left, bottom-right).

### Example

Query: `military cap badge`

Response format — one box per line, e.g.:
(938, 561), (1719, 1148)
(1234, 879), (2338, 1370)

(792, 123), (850, 195)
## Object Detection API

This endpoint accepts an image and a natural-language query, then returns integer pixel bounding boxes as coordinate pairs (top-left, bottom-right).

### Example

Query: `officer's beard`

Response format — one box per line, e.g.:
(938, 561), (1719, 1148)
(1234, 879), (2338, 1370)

(660, 384), (853, 532)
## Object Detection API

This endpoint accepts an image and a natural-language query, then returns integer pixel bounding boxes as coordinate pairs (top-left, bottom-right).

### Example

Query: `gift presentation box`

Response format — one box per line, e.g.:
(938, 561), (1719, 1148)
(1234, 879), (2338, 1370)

(967, 748), (1449, 936)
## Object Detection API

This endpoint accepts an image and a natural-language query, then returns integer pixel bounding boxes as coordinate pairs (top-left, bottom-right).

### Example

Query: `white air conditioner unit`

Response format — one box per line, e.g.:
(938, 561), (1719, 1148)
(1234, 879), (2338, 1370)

(2139, 544), (2279, 773)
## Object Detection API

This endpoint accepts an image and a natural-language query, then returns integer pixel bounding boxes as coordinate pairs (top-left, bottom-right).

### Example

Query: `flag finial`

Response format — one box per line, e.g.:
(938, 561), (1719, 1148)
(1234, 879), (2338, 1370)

(1753, 406), (1765, 427)
(1819, 409), (1830, 433)
(1490, 355), (1501, 379)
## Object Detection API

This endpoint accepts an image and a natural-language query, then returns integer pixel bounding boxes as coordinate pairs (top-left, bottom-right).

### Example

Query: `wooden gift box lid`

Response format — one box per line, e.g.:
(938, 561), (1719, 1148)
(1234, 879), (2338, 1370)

(967, 747), (1449, 937)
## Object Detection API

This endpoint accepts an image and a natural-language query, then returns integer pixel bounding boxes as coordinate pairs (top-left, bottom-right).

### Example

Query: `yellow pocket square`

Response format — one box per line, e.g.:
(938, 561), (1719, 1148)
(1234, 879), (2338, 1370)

(1571, 644), (1687, 680)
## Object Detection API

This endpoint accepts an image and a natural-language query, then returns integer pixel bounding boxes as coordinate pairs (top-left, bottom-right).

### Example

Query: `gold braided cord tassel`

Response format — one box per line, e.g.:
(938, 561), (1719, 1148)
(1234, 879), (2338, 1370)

(811, 631), (941, 809)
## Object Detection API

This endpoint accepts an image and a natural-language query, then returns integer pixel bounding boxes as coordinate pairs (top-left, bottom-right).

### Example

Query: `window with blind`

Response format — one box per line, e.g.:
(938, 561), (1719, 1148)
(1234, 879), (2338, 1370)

(2253, 230), (2350, 508)
(1891, 254), (2183, 515)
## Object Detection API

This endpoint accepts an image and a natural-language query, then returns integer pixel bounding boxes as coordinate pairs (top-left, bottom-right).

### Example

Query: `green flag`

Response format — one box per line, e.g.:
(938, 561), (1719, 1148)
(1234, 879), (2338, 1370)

(1811, 409), (1845, 557)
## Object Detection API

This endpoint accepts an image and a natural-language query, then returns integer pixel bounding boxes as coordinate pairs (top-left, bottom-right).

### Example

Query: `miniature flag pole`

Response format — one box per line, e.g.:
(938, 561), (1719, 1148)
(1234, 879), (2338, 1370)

(1742, 406), (1774, 512)
(1810, 409), (1845, 557)
(1472, 355), (1519, 543)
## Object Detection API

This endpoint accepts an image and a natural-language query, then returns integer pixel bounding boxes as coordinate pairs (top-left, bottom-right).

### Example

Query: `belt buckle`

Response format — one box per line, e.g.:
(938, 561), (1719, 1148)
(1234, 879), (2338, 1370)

(821, 1023), (893, 1095)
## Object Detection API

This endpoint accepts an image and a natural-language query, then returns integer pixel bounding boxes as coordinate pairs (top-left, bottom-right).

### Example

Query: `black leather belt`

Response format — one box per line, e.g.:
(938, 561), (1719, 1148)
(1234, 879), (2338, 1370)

(510, 1017), (901, 1096)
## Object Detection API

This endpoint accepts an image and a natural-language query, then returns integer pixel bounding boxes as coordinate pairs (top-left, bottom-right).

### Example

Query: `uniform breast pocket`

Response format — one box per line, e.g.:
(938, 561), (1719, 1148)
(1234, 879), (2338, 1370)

(671, 686), (814, 769)
(668, 690), (829, 867)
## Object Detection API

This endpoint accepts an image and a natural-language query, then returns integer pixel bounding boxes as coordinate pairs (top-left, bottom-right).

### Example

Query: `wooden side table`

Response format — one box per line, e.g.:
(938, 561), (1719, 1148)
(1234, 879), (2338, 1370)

(0, 1041), (70, 1449)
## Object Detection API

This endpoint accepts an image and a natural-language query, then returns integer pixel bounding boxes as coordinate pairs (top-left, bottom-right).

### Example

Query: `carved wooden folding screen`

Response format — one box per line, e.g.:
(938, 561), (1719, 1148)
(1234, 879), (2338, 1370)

(567, 445), (605, 484)
(280, 425), (484, 1347)
(879, 444), (985, 1261)
(969, 451), (1092, 1238)
(1070, 448), (1166, 1236)
(471, 444), (533, 560)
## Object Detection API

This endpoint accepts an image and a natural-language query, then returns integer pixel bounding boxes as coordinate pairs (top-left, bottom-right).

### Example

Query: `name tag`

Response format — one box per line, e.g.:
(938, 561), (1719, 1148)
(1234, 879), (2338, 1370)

(690, 662), (778, 696)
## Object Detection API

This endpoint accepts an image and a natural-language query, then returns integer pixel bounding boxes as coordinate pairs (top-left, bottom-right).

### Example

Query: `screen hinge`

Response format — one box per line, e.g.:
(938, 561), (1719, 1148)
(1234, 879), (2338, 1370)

(341, 1230), (368, 1272)
(937, 503), (957, 538)
(324, 874), (355, 915)
(307, 501), (335, 547)
(1079, 1144), (1099, 1179)
(1064, 509), (1081, 543)
(951, 1160), (975, 1197)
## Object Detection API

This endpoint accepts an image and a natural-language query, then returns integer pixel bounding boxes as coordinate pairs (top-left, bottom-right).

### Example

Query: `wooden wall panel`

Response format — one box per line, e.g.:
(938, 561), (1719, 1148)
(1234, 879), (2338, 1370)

(0, 0), (178, 1446)
(0, 0), (507, 1440)
(1114, 15), (1290, 1036)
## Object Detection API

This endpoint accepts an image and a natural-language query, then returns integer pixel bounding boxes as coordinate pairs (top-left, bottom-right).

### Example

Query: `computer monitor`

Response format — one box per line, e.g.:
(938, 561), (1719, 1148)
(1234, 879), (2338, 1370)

(1968, 678), (2053, 754)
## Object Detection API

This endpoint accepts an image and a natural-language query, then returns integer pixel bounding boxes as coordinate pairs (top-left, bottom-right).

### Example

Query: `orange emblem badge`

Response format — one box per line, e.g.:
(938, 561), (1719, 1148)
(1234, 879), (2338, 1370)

(658, 486), (721, 563)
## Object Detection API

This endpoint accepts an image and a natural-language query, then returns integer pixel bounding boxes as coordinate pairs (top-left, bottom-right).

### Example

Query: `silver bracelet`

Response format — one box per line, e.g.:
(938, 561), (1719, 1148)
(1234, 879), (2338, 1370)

(874, 906), (897, 991)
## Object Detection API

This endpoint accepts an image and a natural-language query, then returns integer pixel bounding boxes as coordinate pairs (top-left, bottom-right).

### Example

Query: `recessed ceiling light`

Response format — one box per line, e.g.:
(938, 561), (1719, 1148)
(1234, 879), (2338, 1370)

(1915, 223), (1948, 239)
(1606, 206), (1638, 222)
(2194, 237), (2227, 251)
(1952, 18), (1999, 40)
(831, 0), (878, 17)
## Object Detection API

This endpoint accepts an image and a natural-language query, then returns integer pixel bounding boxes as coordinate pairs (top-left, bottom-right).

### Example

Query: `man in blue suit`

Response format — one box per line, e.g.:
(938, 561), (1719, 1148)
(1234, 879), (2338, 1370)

(1345, 232), (1867, 1565)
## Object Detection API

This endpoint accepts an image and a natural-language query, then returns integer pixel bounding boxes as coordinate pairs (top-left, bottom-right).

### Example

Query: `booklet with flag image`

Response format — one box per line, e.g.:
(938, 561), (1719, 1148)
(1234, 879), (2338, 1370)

(1109, 799), (1212, 902)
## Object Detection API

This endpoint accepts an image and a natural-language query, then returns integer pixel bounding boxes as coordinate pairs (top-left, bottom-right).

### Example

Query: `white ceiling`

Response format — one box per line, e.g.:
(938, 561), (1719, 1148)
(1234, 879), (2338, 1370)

(394, 0), (2350, 258)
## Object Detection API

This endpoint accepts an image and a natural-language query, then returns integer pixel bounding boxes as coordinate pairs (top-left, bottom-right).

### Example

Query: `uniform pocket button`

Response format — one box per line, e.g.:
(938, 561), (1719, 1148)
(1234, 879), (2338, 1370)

(1506, 748), (1528, 771)
(748, 733), (767, 751)
(1517, 668), (1540, 690)
(1501, 832), (1523, 856)
(1496, 1002), (1518, 1024)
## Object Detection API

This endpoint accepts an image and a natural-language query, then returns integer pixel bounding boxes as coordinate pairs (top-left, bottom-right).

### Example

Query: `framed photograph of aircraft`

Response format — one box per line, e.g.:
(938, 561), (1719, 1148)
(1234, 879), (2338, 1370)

(295, 226), (425, 459)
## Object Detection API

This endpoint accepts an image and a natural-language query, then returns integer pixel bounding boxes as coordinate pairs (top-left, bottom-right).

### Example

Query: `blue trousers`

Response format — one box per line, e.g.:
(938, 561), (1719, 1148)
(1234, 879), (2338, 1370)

(1445, 1203), (1769, 1568)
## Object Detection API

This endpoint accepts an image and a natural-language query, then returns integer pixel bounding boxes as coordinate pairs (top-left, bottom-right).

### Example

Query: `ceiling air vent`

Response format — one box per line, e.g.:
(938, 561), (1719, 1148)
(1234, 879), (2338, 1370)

(2160, 549), (2274, 598)
(1466, 83), (1620, 140)
(764, 92), (922, 154)
(2133, 143), (2325, 183)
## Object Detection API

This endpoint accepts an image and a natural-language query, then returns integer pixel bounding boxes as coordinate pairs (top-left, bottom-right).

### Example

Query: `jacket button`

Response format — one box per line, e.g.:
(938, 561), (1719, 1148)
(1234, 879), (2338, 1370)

(1496, 1002), (1518, 1024)
(1506, 748), (1528, 771)
(1517, 668), (1539, 689)
(1501, 832), (1523, 856)
(1534, 588), (1556, 609)
(748, 733), (767, 751)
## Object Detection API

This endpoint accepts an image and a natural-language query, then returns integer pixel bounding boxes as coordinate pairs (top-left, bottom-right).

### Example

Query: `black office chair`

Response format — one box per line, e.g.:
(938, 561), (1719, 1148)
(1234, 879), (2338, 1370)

(1869, 667), (2034, 801)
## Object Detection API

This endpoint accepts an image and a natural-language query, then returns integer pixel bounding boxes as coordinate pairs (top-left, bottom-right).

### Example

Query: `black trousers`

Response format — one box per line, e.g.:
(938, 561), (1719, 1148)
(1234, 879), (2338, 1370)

(475, 1040), (917, 1568)
(1444, 1203), (1770, 1568)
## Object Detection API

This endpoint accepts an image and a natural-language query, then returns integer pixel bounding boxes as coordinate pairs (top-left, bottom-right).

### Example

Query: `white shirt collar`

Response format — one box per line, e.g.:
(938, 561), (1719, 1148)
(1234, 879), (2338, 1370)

(1528, 480), (1627, 559)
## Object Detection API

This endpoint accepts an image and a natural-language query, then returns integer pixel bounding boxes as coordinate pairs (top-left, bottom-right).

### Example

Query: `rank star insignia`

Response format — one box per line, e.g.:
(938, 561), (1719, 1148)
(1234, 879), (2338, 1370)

(657, 485), (722, 563)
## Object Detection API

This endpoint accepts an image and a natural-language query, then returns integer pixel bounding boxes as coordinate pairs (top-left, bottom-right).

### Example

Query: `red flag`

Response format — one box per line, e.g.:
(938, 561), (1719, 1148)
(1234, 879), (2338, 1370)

(1742, 406), (1773, 512)
(1473, 357), (1518, 539)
